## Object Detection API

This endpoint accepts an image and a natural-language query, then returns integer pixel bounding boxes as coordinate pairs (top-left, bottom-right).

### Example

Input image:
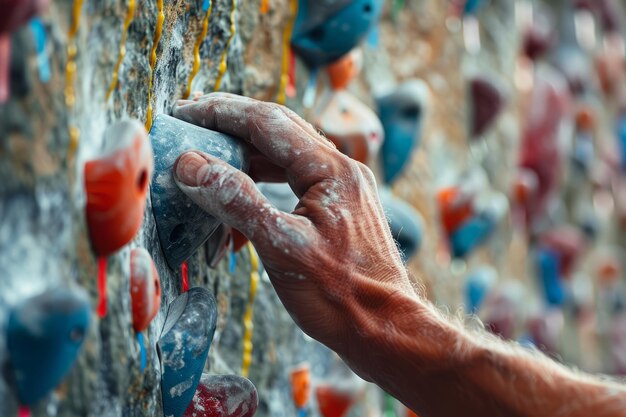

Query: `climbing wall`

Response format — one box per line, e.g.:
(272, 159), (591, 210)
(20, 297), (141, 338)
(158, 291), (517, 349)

(3, 0), (626, 416)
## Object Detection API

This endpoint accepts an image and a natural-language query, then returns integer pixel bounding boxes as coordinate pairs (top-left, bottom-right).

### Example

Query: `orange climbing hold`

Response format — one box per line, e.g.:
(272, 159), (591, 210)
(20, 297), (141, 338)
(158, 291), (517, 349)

(130, 248), (161, 332)
(437, 187), (474, 234)
(327, 50), (360, 91)
(85, 120), (153, 256)
(290, 364), (311, 409)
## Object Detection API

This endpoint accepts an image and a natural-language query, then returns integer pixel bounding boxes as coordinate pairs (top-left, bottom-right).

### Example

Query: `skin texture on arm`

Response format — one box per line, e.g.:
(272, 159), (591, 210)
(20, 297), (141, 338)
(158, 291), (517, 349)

(172, 93), (626, 417)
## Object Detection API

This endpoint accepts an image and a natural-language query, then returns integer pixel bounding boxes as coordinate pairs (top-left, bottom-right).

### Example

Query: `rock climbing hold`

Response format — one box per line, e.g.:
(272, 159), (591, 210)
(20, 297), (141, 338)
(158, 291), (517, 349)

(378, 188), (424, 262)
(290, 364), (311, 413)
(535, 247), (565, 306)
(378, 80), (428, 184)
(538, 227), (587, 279)
(314, 90), (383, 164)
(291, 0), (383, 68)
(130, 248), (161, 333)
(205, 224), (232, 268)
(465, 266), (497, 314)
(149, 114), (250, 269)
(437, 187), (474, 235)
(159, 287), (217, 417)
(315, 384), (355, 417)
(449, 214), (496, 259)
(326, 49), (361, 91)
(469, 76), (505, 138)
(7, 288), (90, 406)
(84, 120), (153, 257)
(184, 374), (258, 417)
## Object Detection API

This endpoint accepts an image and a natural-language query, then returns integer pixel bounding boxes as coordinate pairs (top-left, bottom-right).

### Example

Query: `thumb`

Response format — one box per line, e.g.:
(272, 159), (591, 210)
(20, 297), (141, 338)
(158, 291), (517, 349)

(173, 151), (313, 250)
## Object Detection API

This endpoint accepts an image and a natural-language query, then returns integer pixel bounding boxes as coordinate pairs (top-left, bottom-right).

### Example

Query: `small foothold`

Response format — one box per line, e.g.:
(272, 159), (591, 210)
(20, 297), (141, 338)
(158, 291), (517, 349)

(437, 187), (474, 235)
(449, 214), (496, 259)
(378, 188), (424, 262)
(7, 288), (91, 406)
(535, 247), (565, 306)
(522, 13), (555, 60)
(159, 287), (218, 417)
(290, 364), (311, 410)
(482, 284), (523, 340)
(149, 114), (250, 269)
(85, 120), (153, 257)
(314, 90), (383, 163)
(512, 168), (538, 206)
(538, 227), (586, 279)
(291, 0), (383, 68)
(469, 76), (505, 138)
(462, 0), (486, 15)
(465, 266), (497, 314)
(326, 49), (361, 91)
(378, 80), (428, 184)
(315, 385), (355, 417)
(130, 248), (161, 333)
(184, 374), (259, 417)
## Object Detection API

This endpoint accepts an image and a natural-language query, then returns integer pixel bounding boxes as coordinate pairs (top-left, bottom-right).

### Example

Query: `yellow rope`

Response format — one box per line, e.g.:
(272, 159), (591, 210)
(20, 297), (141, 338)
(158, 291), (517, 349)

(65, 0), (85, 163)
(105, 0), (136, 101)
(241, 242), (260, 378)
(277, 0), (298, 105)
(183, 3), (213, 99)
(145, 0), (165, 131)
(213, 0), (237, 91)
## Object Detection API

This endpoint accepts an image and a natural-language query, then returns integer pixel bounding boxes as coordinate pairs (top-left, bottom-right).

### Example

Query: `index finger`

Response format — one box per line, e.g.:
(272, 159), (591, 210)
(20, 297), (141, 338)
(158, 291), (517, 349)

(173, 93), (345, 195)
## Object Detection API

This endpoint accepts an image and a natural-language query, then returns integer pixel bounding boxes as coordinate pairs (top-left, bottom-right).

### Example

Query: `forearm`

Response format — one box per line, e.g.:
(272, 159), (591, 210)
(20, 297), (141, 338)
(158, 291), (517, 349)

(340, 278), (626, 417)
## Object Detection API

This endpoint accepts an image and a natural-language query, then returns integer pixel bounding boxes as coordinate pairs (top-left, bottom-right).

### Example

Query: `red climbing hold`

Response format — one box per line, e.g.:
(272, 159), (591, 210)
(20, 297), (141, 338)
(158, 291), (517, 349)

(315, 385), (355, 417)
(130, 248), (161, 332)
(85, 120), (153, 257)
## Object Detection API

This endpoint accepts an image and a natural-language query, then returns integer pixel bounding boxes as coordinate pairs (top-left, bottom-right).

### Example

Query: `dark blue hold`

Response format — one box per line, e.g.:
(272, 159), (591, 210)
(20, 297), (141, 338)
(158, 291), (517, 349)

(616, 114), (626, 171)
(449, 214), (496, 259)
(159, 287), (217, 417)
(7, 288), (91, 406)
(379, 188), (423, 262)
(149, 114), (250, 270)
(378, 80), (427, 185)
(291, 0), (383, 68)
(535, 247), (565, 306)
(463, 0), (487, 15)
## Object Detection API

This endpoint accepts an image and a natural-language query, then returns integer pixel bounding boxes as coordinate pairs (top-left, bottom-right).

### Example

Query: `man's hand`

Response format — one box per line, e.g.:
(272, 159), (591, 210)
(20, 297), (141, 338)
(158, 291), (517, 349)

(173, 93), (415, 361)
(172, 93), (626, 417)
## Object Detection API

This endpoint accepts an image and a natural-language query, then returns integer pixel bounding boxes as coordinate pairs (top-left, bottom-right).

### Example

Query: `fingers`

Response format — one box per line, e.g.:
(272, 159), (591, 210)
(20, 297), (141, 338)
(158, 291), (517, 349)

(173, 93), (344, 195)
(173, 151), (314, 252)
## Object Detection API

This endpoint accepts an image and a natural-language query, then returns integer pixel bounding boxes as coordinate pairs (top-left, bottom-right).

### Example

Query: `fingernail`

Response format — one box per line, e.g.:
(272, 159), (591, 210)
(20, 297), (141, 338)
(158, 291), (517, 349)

(174, 152), (206, 187)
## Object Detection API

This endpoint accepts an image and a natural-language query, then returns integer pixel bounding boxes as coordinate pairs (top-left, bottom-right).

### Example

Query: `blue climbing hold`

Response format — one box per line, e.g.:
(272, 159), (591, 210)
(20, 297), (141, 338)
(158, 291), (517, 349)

(379, 187), (424, 262)
(7, 288), (90, 406)
(465, 266), (497, 314)
(616, 113), (626, 171)
(377, 80), (428, 184)
(449, 214), (496, 258)
(291, 0), (383, 68)
(149, 114), (250, 269)
(463, 0), (487, 15)
(159, 287), (218, 417)
(535, 247), (565, 306)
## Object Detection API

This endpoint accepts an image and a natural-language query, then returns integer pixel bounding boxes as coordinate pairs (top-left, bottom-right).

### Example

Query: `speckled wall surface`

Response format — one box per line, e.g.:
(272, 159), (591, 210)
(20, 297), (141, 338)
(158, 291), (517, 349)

(1, 0), (590, 415)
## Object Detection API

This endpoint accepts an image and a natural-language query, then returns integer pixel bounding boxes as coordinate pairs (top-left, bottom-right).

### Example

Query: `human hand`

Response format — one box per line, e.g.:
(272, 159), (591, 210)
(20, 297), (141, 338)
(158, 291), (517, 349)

(172, 93), (417, 373)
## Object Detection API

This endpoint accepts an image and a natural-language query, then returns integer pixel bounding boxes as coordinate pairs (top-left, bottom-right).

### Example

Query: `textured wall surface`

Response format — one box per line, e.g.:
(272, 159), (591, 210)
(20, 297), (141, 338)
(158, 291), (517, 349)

(6, 0), (612, 416)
